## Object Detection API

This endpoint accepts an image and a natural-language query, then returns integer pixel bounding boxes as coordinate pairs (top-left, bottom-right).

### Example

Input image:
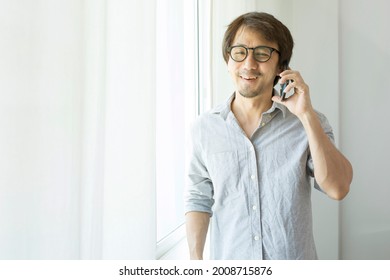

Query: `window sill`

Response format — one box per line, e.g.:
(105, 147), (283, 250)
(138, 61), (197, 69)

(156, 223), (187, 260)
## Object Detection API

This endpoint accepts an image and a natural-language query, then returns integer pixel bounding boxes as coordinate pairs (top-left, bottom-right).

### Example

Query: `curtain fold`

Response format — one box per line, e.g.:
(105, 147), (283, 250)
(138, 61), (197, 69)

(0, 0), (156, 259)
(102, 0), (156, 259)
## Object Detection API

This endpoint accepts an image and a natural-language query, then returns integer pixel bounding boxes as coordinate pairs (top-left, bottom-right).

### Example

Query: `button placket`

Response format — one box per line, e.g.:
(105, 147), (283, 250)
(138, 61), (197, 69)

(248, 143), (262, 258)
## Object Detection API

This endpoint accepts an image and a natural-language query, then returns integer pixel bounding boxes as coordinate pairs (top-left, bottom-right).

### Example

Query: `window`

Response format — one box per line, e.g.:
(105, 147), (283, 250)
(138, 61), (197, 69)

(156, 0), (198, 249)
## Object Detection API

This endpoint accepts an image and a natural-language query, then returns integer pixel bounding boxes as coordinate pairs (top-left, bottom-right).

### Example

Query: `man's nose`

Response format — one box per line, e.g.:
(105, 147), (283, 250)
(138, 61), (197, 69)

(243, 51), (258, 69)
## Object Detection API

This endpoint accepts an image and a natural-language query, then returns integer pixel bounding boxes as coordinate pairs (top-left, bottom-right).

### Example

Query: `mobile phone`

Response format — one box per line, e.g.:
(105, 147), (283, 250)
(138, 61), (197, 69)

(279, 63), (290, 101)
(280, 81), (289, 101)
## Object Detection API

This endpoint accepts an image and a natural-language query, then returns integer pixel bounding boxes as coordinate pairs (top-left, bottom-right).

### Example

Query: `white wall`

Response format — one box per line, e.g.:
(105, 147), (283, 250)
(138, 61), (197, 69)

(339, 0), (390, 259)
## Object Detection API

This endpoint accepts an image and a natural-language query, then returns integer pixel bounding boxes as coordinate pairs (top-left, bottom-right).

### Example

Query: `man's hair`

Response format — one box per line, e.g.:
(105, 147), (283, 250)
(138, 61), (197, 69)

(222, 12), (294, 69)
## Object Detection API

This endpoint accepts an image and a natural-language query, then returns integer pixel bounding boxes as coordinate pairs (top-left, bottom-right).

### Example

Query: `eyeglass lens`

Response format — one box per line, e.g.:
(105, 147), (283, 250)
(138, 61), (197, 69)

(230, 46), (273, 62)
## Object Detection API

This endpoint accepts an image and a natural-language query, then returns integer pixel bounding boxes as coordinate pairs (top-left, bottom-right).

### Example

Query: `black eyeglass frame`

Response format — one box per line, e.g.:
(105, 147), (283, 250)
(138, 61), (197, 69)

(227, 45), (280, 63)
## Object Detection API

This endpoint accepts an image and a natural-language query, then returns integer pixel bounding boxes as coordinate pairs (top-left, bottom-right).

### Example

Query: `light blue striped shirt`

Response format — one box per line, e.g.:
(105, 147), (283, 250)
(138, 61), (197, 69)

(184, 92), (334, 259)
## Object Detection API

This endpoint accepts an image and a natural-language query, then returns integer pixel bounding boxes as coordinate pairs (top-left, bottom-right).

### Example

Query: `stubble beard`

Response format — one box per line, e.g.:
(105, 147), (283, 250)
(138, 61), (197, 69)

(237, 82), (267, 98)
(238, 89), (261, 98)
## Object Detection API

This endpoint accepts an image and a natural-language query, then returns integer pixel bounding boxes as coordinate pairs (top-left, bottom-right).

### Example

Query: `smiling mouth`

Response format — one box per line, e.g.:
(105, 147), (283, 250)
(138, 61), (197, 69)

(239, 71), (260, 80)
(240, 76), (258, 80)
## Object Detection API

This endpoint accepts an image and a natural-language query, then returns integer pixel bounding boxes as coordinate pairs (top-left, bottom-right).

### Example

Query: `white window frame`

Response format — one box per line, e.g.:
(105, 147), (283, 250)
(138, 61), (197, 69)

(155, 0), (214, 259)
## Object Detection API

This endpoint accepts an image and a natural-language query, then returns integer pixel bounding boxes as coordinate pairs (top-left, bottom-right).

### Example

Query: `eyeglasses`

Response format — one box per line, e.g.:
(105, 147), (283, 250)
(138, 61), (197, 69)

(228, 45), (280, 63)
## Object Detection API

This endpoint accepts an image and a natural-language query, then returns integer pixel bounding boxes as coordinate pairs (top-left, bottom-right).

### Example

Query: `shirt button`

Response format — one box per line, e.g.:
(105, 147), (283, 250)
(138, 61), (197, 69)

(261, 122), (265, 126)
(252, 205), (257, 211)
(251, 175), (256, 180)
(254, 236), (260, 241)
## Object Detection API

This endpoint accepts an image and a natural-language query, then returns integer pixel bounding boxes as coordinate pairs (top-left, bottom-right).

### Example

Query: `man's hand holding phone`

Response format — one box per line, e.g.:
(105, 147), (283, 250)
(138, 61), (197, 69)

(273, 68), (314, 119)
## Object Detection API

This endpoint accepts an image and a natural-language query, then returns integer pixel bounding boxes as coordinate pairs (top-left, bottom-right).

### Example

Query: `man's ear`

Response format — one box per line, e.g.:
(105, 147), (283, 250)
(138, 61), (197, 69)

(277, 64), (284, 74)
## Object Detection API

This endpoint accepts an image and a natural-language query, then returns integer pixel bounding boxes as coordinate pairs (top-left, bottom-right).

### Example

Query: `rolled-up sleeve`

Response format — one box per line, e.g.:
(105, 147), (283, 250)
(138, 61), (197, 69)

(184, 120), (214, 216)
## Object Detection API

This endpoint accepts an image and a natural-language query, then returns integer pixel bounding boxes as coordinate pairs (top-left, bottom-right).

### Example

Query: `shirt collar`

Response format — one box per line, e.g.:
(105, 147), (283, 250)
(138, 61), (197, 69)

(210, 89), (287, 120)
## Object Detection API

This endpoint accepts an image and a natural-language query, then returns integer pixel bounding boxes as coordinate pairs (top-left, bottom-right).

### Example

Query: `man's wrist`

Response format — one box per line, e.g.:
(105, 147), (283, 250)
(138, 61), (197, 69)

(297, 108), (316, 125)
(190, 253), (203, 260)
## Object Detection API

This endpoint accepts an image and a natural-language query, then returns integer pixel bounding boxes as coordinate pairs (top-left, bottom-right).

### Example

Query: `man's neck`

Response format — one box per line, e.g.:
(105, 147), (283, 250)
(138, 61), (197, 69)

(231, 90), (273, 121)
(230, 90), (274, 138)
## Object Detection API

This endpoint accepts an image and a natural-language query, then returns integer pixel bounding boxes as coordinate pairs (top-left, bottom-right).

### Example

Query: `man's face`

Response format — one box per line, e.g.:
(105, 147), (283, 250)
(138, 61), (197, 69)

(227, 26), (280, 98)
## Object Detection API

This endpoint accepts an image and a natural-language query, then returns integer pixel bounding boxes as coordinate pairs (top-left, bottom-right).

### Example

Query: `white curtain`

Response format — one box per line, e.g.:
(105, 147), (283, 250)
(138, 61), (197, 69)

(0, 0), (156, 259)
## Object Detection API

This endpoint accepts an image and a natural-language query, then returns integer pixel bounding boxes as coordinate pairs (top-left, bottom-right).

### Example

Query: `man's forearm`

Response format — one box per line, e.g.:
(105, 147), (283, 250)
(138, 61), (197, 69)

(185, 211), (210, 260)
(299, 110), (353, 200)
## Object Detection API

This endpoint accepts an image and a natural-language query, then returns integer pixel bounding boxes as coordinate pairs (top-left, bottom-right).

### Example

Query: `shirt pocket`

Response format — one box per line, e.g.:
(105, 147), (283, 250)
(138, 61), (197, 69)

(206, 150), (242, 201)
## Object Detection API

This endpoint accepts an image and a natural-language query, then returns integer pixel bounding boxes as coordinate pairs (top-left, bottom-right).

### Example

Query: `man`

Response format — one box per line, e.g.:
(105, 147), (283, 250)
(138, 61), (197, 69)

(184, 12), (352, 260)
